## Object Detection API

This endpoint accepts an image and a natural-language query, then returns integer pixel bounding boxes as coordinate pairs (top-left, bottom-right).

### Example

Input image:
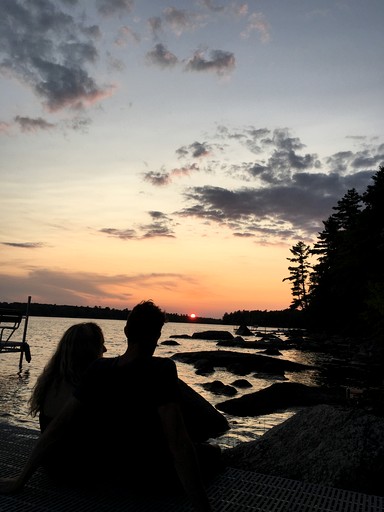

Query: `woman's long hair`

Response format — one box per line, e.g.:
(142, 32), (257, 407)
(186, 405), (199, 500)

(29, 322), (105, 417)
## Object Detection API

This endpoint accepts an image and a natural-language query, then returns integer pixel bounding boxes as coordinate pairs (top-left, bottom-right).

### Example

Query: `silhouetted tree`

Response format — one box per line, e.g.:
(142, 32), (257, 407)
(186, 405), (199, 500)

(283, 241), (312, 311)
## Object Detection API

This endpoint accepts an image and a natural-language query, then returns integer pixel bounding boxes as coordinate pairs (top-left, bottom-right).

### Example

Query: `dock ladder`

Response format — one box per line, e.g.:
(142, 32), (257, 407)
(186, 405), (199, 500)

(0, 296), (32, 371)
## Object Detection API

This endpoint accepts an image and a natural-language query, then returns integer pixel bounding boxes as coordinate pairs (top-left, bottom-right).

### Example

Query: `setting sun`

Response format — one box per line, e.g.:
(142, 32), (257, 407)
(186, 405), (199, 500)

(189, 313), (196, 319)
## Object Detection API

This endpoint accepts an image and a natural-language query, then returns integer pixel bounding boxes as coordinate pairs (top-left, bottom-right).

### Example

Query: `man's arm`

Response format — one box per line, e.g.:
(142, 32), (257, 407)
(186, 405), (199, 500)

(158, 401), (213, 512)
(0, 397), (82, 494)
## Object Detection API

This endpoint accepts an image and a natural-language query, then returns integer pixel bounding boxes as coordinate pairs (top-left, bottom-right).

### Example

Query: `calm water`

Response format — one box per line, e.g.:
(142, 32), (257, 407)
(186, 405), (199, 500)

(0, 317), (322, 449)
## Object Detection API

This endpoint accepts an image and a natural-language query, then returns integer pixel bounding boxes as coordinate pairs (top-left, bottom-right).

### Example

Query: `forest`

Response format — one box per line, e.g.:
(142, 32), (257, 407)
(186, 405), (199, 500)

(224, 166), (384, 338)
(282, 165), (384, 337)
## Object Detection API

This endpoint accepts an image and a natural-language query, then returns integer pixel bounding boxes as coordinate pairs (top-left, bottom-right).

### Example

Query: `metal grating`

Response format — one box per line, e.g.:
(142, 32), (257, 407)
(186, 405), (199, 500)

(0, 423), (383, 512)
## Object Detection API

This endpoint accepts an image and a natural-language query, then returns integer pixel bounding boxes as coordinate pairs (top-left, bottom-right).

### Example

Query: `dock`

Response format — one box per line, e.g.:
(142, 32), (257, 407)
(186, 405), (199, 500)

(0, 422), (383, 511)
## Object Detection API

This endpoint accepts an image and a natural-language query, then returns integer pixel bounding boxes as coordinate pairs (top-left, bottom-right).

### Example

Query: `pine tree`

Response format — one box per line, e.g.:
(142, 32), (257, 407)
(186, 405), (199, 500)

(283, 241), (312, 311)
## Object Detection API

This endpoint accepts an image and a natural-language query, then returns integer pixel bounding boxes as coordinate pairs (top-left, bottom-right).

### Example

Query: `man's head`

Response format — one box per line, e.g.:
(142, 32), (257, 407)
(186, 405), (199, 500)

(124, 300), (166, 354)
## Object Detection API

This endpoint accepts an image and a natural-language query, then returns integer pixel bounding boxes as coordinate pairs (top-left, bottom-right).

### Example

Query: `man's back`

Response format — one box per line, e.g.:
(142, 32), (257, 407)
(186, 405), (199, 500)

(73, 355), (181, 486)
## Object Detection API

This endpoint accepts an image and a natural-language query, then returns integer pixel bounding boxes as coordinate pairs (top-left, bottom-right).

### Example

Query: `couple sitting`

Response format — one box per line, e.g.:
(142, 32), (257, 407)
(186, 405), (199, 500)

(1, 300), (228, 512)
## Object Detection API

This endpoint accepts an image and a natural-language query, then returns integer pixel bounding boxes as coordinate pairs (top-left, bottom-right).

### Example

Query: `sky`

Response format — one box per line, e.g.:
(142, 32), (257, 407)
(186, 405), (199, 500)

(0, 0), (383, 319)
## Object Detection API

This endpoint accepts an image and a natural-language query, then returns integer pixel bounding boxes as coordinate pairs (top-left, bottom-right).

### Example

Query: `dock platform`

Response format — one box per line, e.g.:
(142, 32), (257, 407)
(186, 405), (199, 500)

(0, 422), (383, 511)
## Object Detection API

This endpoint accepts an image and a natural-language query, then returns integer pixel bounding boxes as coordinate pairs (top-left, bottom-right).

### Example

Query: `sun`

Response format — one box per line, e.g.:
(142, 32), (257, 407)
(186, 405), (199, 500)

(189, 313), (197, 319)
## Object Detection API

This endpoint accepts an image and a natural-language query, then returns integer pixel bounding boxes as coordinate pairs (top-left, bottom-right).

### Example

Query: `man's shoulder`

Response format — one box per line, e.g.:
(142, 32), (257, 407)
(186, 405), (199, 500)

(151, 356), (176, 372)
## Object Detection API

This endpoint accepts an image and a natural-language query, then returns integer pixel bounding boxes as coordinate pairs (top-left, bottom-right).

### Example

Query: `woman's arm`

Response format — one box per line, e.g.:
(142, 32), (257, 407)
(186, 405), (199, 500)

(0, 397), (82, 494)
(158, 401), (213, 512)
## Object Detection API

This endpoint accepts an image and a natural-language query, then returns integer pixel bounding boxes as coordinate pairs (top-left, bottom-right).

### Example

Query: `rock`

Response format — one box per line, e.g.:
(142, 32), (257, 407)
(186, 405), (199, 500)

(160, 339), (180, 346)
(194, 358), (215, 375)
(260, 347), (282, 356)
(178, 379), (229, 441)
(230, 378), (252, 389)
(172, 350), (310, 376)
(235, 324), (253, 336)
(202, 380), (238, 397)
(192, 330), (234, 340)
(216, 382), (343, 416)
(222, 404), (384, 496)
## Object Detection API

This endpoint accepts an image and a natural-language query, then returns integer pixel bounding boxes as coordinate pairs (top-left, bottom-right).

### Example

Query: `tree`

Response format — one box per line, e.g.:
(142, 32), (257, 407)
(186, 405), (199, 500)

(283, 241), (312, 311)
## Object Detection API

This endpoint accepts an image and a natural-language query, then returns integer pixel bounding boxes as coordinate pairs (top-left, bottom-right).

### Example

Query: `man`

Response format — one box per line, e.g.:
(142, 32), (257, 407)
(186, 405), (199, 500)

(0, 301), (213, 512)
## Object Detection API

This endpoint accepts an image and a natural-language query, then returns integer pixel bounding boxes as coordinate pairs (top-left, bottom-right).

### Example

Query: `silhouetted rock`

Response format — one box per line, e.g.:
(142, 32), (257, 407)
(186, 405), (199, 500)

(235, 324), (253, 336)
(216, 382), (342, 416)
(260, 347), (282, 356)
(223, 404), (384, 496)
(160, 339), (180, 346)
(172, 350), (310, 376)
(202, 380), (238, 396)
(230, 379), (252, 389)
(192, 330), (234, 340)
(194, 358), (215, 375)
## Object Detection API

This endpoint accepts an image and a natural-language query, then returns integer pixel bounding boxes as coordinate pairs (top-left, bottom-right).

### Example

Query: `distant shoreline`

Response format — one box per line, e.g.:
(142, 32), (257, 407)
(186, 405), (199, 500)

(0, 301), (222, 324)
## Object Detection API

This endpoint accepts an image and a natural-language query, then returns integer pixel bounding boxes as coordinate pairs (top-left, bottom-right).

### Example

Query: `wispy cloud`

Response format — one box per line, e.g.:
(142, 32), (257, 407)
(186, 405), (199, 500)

(100, 212), (176, 240)
(1, 242), (46, 249)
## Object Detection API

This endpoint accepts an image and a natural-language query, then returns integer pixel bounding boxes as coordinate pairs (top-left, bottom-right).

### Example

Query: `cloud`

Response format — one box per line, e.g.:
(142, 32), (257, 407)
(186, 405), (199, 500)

(14, 116), (55, 132)
(115, 26), (140, 46)
(144, 164), (200, 187)
(144, 169), (172, 186)
(163, 7), (202, 36)
(155, 126), (383, 242)
(0, 121), (12, 134)
(0, 0), (115, 113)
(241, 12), (271, 42)
(96, 0), (134, 17)
(185, 49), (235, 75)
(176, 141), (212, 159)
(1, 242), (46, 249)
(146, 44), (179, 68)
(0, 267), (196, 307)
(100, 212), (176, 240)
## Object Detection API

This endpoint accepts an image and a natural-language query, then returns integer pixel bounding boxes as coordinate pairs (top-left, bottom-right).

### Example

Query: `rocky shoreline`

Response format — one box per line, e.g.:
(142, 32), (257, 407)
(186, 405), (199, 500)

(170, 328), (384, 496)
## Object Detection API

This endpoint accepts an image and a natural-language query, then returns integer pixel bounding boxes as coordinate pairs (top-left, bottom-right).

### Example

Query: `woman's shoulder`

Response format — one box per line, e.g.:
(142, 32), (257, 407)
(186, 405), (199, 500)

(86, 356), (119, 374)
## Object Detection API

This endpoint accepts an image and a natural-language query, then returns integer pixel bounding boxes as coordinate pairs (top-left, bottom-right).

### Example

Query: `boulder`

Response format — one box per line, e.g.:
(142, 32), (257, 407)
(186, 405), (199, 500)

(160, 339), (180, 346)
(230, 379), (252, 389)
(223, 404), (384, 496)
(202, 380), (238, 397)
(235, 324), (253, 336)
(216, 382), (343, 416)
(178, 379), (229, 441)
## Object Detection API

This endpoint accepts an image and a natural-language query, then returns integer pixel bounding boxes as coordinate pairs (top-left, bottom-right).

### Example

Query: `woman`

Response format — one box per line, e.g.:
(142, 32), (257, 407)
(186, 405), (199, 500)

(29, 322), (106, 432)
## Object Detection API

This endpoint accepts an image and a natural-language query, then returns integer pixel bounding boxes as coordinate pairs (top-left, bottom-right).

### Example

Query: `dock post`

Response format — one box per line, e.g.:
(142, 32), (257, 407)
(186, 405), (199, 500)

(18, 296), (31, 372)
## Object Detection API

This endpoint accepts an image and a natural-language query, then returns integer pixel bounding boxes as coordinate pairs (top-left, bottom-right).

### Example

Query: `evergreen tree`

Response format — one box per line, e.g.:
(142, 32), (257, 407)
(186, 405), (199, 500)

(283, 241), (312, 311)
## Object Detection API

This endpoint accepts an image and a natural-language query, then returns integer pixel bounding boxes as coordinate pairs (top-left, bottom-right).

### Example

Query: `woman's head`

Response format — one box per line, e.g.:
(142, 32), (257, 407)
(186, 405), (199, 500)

(29, 322), (106, 417)
(56, 322), (106, 379)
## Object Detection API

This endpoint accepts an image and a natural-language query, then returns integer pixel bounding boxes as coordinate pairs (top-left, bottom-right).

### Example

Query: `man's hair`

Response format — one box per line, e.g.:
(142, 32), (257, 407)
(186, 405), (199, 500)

(126, 300), (166, 342)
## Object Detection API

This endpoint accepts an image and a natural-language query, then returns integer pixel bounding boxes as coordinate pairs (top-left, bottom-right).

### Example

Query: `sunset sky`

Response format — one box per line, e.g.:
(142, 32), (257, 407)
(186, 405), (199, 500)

(1, 0), (383, 318)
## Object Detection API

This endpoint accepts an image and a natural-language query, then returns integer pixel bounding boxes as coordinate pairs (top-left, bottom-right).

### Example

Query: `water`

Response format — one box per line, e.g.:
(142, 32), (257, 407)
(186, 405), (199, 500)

(0, 317), (322, 449)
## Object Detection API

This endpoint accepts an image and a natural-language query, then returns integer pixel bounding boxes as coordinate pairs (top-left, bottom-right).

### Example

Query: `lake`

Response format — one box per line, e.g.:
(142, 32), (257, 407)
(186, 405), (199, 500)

(0, 316), (324, 449)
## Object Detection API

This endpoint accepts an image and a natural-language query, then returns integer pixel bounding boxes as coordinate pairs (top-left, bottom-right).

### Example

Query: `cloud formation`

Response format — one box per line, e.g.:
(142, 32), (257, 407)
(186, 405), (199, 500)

(100, 211), (176, 240)
(0, 267), (196, 307)
(140, 126), (384, 243)
(0, 1), (116, 113)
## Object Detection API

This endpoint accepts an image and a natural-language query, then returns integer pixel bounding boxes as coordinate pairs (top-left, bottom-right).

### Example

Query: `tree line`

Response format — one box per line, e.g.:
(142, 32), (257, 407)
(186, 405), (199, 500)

(0, 302), (222, 325)
(283, 166), (384, 337)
